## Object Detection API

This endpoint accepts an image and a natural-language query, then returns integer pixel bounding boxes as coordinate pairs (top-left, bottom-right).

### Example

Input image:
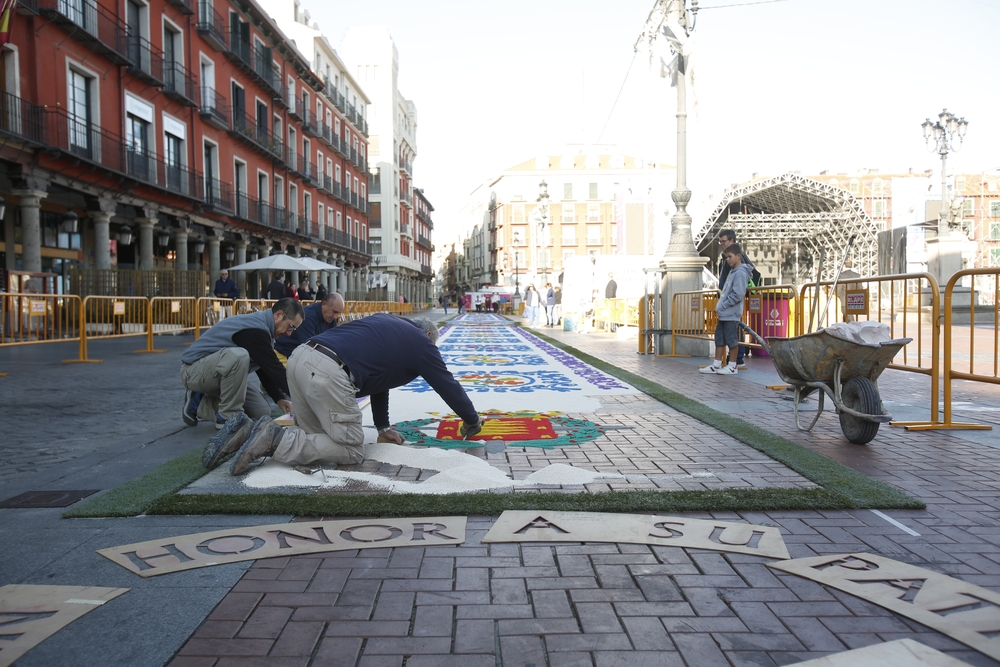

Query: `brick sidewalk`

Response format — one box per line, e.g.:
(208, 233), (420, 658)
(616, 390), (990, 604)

(168, 324), (1000, 667)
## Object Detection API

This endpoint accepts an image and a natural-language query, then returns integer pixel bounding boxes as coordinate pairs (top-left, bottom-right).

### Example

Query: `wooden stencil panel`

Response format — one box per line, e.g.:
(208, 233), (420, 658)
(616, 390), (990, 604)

(769, 553), (1000, 662)
(98, 517), (467, 577)
(482, 511), (789, 560)
(785, 638), (972, 666)
(0, 585), (129, 667)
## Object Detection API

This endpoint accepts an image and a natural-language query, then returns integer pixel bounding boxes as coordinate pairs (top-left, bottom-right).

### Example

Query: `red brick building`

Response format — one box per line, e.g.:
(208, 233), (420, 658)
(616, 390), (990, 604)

(0, 0), (370, 296)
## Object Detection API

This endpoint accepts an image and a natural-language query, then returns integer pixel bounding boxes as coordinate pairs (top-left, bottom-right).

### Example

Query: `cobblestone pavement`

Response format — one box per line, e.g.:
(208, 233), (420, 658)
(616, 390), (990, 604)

(4, 318), (1000, 666)
(167, 321), (1000, 667)
(0, 336), (194, 484)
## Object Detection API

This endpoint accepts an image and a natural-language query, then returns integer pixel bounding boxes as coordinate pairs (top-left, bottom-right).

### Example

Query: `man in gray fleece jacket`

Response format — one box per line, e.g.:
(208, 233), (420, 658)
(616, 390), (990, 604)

(700, 243), (752, 376)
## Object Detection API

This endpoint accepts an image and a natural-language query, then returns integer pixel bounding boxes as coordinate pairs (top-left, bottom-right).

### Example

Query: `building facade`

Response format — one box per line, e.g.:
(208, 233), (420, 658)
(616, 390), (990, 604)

(455, 150), (676, 293)
(1, 0), (371, 297)
(340, 27), (431, 305)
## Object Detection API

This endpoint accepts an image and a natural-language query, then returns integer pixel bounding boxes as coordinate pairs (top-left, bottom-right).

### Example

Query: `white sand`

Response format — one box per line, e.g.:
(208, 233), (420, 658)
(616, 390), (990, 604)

(241, 445), (625, 495)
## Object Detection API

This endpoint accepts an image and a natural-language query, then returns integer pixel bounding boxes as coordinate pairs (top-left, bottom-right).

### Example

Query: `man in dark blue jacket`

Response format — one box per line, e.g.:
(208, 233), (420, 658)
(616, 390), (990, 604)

(273, 292), (344, 364)
(213, 270), (240, 299)
(225, 315), (484, 475)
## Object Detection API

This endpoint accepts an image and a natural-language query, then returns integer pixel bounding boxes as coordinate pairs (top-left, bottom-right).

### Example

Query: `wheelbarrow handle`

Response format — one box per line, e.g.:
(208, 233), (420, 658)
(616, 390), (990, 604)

(738, 322), (771, 355)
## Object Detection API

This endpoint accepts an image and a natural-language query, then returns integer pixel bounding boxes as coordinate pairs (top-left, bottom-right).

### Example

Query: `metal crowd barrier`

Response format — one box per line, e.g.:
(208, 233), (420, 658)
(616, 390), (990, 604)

(594, 298), (640, 331)
(141, 297), (198, 353)
(800, 272), (941, 424)
(233, 298), (278, 315)
(66, 295), (153, 363)
(1, 293), (83, 369)
(194, 298), (233, 339)
(904, 268), (997, 432)
(666, 289), (720, 355)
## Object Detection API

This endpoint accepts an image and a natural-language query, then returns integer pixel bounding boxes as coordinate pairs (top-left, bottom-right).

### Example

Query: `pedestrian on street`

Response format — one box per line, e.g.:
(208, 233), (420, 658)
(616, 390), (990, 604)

(221, 315), (486, 475)
(716, 229), (758, 368)
(701, 243), (751, 376)
(267, 275), (285, 300)
(315, 283), (328, 301)
(183, 298), (304, 468)
(544, 283), (556, 326)
(214, 270), (240, 300)
(523, 285), (538, 326)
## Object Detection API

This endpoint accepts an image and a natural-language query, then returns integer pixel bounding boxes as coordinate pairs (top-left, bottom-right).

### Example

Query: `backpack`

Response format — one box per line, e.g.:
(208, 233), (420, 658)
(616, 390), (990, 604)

(749, 267), (762, 288)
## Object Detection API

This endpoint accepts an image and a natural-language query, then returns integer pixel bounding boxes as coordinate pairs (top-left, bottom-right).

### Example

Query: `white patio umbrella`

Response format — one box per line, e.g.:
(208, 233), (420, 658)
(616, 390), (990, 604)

(225, 254), (317, 272)
(296, 256), (342, 271)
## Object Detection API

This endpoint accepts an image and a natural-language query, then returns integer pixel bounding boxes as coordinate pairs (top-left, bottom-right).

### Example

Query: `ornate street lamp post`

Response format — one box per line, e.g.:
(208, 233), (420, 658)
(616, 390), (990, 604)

(921, 108), (969, 287)
(512, 231), (521, 298)
(922, 109), (968, 235)
(636, 0), (708, 354)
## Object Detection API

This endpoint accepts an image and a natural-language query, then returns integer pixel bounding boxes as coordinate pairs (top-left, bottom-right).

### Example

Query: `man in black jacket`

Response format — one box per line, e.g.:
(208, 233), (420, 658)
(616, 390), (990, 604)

(266, 274), (285, 300)
(225, 315), (485, 475)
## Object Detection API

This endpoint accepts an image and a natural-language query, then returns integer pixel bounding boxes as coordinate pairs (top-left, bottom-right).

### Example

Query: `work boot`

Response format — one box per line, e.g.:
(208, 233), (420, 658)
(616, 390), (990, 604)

(460, 417), (485, 440)
(230, 417), (284, 475)
(181, 390), (203, 426)
(203, 413), (252, 469)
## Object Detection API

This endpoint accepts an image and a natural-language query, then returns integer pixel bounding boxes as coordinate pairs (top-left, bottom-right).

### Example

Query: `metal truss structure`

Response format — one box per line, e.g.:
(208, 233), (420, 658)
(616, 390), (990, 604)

(694, 173), (880, 281)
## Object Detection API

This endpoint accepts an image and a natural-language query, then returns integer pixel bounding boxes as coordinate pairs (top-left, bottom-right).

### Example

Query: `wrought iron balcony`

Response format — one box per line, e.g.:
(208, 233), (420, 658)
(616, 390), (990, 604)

(199, 87), (229, 131)
(126, 34), (165, 86)
(163, 61), (198, 106)
(0, 91), (47, 145)
(350, 192), (359, 210)
(31, 0), (131, 64)
(229, 107), (276, 159)
(349, 146), (357, 166)
(320, 174), (333, 194)
(330, 181), (342, 200)
(165, 0), (193, 14)
(319, 122), (332, 147)
(334, 136), (347, 158)
(300, 104), (319, 138)
(196, 0), (227, 51)
(417, 234), (432, 249)
(228, 35), (280, 97)
(299, 155), (318, 186)
(333, 90), (345, 113)
(203, 177), (233, 212)
(39, 107), (207, 202)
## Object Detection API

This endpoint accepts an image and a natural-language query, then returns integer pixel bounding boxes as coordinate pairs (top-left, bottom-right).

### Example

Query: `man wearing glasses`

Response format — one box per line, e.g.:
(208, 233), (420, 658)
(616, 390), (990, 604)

(273, 292), (345, 366)
(180, 298), (304, 456)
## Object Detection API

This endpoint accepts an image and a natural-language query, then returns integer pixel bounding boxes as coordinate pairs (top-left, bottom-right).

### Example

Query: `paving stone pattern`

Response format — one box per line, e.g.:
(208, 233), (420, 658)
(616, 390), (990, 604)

(170, 324), (1000, 666)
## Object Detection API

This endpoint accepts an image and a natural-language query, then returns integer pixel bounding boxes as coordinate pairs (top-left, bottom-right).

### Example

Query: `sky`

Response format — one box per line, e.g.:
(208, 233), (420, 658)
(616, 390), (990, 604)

(307, 0), (1000, 245)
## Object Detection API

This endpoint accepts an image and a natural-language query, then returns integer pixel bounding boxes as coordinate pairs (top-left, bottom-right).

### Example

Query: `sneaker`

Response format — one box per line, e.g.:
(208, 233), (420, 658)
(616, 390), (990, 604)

(203, 413), (252, 469)
(737, 364), (748, 371)
(230, 417), (284, 476)
(698, 365), (720, 374)
(214, 413), (228, 430)
(460, 417), (485, 440)
(182, 390), (202, 426)
(715, 365), (738, 375)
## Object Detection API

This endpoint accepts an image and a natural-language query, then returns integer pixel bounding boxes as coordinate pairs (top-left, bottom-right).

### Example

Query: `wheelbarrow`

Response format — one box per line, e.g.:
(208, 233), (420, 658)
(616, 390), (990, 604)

(739, 323), (911, 445)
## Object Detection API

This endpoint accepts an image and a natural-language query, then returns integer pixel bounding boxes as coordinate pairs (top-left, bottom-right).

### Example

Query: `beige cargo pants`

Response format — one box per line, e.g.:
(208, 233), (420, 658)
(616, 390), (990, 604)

(180, 347), (271, 421)
(273, 344), (372, 466)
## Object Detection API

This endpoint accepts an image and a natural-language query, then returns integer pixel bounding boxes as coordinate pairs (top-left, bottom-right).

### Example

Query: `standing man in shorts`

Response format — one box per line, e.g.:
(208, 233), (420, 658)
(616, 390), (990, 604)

(700, 243), (751, 376)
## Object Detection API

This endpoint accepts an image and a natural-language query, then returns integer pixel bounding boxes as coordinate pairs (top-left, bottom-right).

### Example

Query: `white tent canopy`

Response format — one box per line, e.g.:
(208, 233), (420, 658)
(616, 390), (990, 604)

(226, 254), (342, 272)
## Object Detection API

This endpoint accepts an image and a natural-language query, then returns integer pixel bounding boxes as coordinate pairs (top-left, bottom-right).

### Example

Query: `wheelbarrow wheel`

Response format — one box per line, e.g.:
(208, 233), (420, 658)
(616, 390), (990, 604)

(839, 377), (880, 445)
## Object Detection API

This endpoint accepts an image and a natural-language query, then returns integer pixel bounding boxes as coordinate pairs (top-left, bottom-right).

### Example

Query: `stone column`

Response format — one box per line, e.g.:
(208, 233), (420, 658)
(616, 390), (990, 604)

(208, 234), (221, 283)
(13, 189), (47, 273)
(173, 228), (189, 271)
(135, 211), (157, 270)
(90, 211), (112, 270)
(336, 258), (346, 293)
(234, 239), (247, 296)
(3, 211), (15, 273)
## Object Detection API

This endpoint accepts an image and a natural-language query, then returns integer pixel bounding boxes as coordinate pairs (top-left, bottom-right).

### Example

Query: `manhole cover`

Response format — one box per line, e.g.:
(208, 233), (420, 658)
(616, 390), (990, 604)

(0, 490), (100, 508)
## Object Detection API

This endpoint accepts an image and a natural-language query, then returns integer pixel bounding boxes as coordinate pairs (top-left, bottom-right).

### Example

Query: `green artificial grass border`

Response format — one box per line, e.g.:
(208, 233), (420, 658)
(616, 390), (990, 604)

(66, 326), (924, 518)
(525, 328), (923, 510)
(63, 448), (208, 518)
